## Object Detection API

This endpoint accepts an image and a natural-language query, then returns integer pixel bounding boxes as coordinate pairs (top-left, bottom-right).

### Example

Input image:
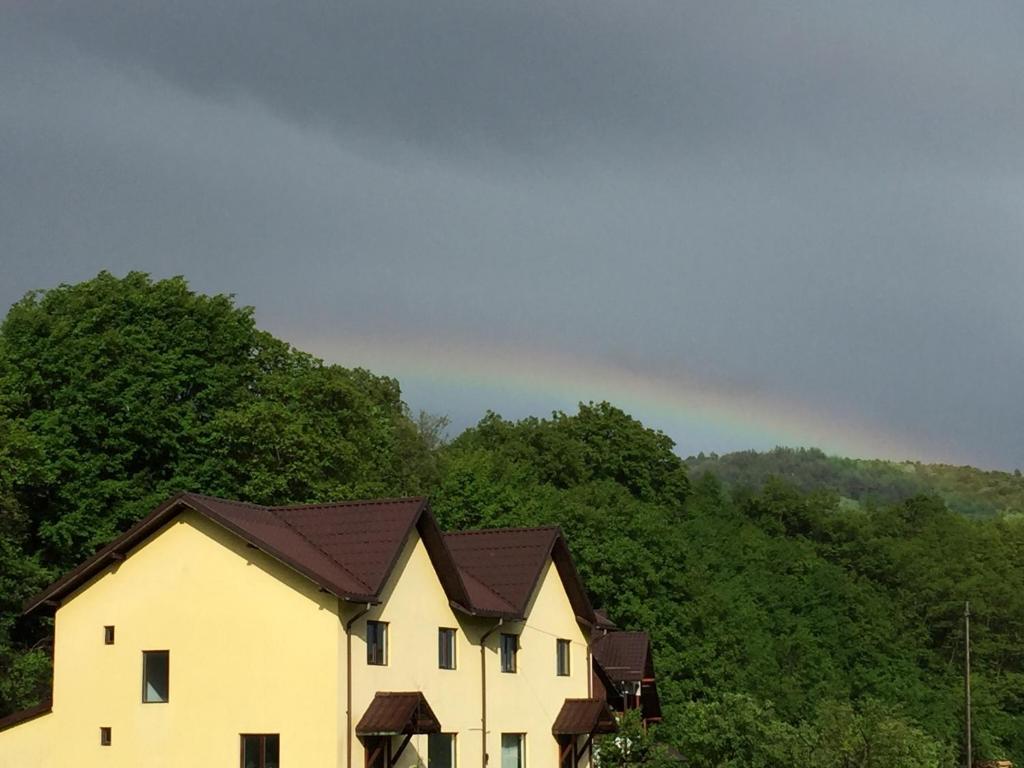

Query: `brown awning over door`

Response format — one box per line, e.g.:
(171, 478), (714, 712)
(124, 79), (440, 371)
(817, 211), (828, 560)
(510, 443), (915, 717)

(552, 699), (618, 736)
(356, 692), (442, 736)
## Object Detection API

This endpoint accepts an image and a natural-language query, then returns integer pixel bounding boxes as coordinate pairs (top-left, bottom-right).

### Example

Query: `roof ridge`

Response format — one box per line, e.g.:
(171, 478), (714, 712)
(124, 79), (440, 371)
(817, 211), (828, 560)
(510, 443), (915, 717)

(270, 496), (427, 512)
(266, 508), (374, 594)
(183, 492), (269, 511)
(444, 525), (561, 537)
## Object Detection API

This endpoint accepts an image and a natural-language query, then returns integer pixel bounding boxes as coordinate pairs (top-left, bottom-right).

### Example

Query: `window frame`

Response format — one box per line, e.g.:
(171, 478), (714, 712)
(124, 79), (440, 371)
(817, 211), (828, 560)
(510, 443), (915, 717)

(438, 627), (457, 670)
(428, 732), (457, 768)
(100, 726), (112, 746)
(366, 620), (388, 666)
(240, 733), (280, 768)
(141, 649), (170, 703)
(104, 625), (115, 645)
(500, 633), (518, 674)
(556, 638), (570, 676)
(500, 733), (525, 768)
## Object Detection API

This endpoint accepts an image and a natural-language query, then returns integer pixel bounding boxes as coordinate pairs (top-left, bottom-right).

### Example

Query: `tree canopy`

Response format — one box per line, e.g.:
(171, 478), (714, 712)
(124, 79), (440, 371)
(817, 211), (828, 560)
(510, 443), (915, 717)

(1, 273), (1021, 767)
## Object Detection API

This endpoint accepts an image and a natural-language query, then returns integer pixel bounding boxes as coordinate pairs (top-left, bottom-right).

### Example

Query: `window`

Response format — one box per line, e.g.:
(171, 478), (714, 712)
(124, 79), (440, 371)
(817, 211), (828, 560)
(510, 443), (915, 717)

(501, 734), (524, 768)
(104, 625), (115, 645)
(556, 639), (570, 676)
(500, 634), (518, 673)
(429, 733), (456, 768)
(241, 734), (280, 768)
(367, 621), (388, 666)
(142, 650), (169, 703)
(438, 628), (456, 670)
(100, 727), (112, 746)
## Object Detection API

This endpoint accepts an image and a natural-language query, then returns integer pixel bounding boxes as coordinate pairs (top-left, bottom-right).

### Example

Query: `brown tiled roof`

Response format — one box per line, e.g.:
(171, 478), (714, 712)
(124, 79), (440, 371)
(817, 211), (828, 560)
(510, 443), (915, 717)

(0, 697), (52, 733)
(551, 699), (618, 735)
(24, 493), (595, 625)
(444, 527), (595, 623)
(355, 692), (441, 735)
(24, 492), (471, 613)
(591, 631), (651, 682)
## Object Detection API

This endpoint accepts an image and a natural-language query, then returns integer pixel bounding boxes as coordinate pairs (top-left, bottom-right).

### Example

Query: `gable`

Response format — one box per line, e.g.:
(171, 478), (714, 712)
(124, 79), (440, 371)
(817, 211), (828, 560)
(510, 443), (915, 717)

(444, 527), (595, 623)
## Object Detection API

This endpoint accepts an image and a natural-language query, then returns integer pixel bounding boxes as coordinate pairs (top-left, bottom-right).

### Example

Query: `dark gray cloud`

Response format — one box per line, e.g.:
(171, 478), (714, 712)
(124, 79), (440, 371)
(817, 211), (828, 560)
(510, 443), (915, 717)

(1, 1), (1022, 468)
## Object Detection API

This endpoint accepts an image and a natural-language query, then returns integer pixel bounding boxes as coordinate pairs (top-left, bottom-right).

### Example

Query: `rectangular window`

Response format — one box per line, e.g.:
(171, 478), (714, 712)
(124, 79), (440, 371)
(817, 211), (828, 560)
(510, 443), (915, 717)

(367, 621), (388, 666)
(428, 733), (456, 768)
(104, 625), (115, 645)
(142, 650), (169, 703)
(501, 734), (524, 768)
(500, 634), (518, 673)
(556, 639), (570, 676)
(241, 734), (280, 768)
(438, 628), (456, 670)
(100, 727), (111, 746)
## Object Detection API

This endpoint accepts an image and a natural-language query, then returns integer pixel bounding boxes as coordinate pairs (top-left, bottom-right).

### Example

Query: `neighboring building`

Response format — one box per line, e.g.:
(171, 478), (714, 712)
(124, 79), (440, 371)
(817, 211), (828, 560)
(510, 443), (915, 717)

(0, 493), (659, 767)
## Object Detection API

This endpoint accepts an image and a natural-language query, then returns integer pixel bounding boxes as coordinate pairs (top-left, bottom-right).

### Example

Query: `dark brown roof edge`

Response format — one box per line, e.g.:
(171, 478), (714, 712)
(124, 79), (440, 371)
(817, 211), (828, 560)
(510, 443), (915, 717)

(0, 697), (52, 732)
(22, 492), (382, 615)
(549, 533), (596, 626)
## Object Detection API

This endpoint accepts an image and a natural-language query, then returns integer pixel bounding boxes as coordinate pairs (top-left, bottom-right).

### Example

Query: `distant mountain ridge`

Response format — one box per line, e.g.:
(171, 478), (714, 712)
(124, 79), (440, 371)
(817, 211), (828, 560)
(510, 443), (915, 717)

(686, 447), (1024, 518)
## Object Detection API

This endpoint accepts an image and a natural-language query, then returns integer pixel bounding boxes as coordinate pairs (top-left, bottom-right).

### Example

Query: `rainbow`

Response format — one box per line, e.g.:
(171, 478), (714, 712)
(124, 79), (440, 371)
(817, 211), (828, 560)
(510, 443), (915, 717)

(293, 330), (952, 464)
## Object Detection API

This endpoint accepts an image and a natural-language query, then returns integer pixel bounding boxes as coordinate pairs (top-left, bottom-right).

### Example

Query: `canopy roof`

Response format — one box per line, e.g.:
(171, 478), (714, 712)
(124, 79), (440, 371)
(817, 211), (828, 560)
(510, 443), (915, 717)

(355, 692), (441, 736)
(551, 699), (618, 736)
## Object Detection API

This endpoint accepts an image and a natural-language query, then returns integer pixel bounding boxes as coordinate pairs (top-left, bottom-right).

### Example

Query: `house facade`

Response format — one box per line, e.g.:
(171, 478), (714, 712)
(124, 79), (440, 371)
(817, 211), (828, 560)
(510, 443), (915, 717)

(0, 493), (654, 768)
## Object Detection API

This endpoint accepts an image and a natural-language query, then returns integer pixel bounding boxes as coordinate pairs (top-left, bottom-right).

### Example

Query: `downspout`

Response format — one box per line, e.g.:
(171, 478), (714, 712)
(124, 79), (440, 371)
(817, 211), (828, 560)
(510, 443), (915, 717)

(346, 602), (373, 768)
(480, 619), (504, 768)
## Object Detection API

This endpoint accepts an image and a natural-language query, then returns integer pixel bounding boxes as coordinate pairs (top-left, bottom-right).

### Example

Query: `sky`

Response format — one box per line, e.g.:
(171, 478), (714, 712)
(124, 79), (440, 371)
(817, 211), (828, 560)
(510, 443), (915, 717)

(2, 1), (1022, 469)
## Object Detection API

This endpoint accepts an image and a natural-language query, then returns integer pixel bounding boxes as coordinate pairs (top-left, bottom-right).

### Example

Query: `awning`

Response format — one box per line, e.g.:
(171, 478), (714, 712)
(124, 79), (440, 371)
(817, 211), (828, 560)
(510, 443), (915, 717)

(552, 699), (618, 736)
(356, 692), (442, 736)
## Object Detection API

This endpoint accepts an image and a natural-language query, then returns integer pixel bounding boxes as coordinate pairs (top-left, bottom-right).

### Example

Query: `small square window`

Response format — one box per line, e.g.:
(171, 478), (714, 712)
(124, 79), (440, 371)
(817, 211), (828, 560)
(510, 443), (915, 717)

(100, 727), (112, 746)
(142, 650), (169, 703)
(104, 626), (115, 645)
(241, 733), (280, 768)
(429, 733), (456, 768)
(556, 639), (570, 676)
(367, 621), (388, 666)
(500, 634), (518, 673)
(438, 628), (456, 670)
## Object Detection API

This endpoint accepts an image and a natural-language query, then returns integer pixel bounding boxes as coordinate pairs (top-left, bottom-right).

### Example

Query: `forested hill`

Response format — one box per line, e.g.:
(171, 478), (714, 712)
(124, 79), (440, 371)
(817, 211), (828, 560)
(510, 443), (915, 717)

(687, 447), (1024, 518)
(1, 273), (1022, 768)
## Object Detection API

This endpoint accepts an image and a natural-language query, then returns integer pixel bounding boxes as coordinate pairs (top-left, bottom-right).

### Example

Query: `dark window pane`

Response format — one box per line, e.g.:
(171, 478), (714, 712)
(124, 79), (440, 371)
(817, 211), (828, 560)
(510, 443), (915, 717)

(439, 628), (455, 670)
(100, 727), (111, 746)
(264, 734), (280, 768)
(500, 634), (518, 673)
(429, 733), (454, 768)
(104, 626), (115, 645)
(142, 650), (169, 703)
(557, 639), (570, 676)
(242, 735), (261, 768)
(367, 621), (387, 665)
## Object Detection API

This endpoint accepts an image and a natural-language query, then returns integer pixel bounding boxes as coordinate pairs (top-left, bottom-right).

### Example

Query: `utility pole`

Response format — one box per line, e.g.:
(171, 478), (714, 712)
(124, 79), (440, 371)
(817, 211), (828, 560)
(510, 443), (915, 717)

(964, 600), (972, 768)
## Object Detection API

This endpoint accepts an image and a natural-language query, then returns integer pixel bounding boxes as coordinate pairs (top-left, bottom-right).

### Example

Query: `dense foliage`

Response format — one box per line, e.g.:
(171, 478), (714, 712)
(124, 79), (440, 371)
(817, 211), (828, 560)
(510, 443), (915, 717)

(1, 273), (1021, 768)
(0, 272), (440, 713)
(688, 447), (1024, 518)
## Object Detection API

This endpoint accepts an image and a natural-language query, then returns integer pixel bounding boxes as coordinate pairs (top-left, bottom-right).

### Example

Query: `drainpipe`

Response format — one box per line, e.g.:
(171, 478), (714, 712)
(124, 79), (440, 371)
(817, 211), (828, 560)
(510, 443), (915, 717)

(346, 602), (372, 768)
(480, 619), (504, 768)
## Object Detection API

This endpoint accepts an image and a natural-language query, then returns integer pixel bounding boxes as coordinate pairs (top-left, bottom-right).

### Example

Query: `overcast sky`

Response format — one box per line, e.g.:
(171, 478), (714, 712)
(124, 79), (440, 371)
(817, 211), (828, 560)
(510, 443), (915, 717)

(2, 1), (1022, 469)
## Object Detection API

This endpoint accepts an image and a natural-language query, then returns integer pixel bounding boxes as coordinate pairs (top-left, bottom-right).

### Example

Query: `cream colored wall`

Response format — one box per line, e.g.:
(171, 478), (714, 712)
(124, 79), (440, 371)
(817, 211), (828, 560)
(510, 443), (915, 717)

(345, 530), (487, 768)
(0, 510), (344, 768)
(485, 560), (591, 768)
(0, 515), (594, 768)
(345, 535), (591, 768)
